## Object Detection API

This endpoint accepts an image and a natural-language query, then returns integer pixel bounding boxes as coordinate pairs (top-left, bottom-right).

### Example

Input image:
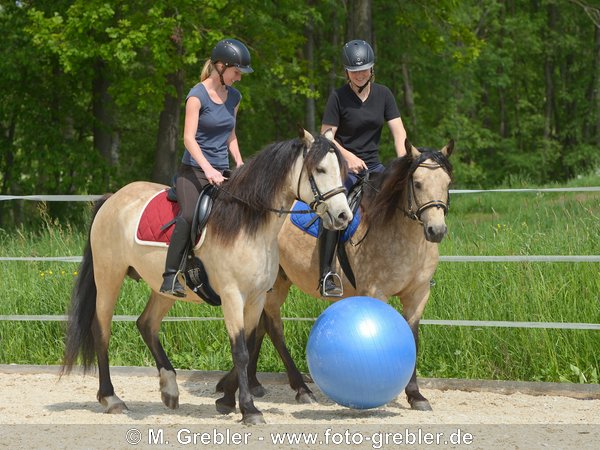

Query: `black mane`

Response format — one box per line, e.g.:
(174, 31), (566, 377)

(209, 135), (345, 245)
(362, 148), (452, 229)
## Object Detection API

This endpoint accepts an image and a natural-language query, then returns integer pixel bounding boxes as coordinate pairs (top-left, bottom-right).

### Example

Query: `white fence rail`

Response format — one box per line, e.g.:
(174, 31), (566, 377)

(2, 186), (600, 203)
(0, 314), (598, 331)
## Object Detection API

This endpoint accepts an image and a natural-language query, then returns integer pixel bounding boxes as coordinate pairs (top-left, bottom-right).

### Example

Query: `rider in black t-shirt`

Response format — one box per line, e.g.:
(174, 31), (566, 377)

(318, 40), (409, 297)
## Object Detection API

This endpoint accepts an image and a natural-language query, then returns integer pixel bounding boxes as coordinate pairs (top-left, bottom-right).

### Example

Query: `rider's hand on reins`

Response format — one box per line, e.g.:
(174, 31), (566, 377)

(206, 167), (225, 185)
(346, 153), (368, 174)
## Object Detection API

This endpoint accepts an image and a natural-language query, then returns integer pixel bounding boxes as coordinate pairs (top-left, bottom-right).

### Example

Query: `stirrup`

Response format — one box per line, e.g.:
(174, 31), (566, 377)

(160, 272), (186, 298)
(321, 271), (343, 298)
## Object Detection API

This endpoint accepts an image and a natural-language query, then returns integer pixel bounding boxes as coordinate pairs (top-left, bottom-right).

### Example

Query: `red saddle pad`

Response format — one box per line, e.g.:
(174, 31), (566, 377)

(135, 190), (180, 246)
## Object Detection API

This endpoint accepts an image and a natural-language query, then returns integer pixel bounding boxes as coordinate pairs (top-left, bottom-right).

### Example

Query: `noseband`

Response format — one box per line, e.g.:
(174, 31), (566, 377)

(404, 155), (450, 224)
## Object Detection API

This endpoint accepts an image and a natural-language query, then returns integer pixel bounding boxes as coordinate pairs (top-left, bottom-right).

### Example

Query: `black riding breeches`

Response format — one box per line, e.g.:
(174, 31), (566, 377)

(175, 163), (211, 224)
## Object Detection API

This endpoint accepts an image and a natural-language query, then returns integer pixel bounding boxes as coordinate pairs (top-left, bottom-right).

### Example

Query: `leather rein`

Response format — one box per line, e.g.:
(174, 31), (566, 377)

(350, 153), (450, 246)
(215, 143), (346, 217)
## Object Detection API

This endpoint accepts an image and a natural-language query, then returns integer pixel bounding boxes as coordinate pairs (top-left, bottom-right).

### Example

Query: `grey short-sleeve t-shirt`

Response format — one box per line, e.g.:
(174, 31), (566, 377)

(182, 83), (241, 170)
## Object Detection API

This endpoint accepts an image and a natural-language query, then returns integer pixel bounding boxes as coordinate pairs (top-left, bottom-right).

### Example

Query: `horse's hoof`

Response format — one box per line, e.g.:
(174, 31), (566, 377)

(161, 392), (179, 409)
(215, 398), (236, 415)
(99, 395), (128, 414)
(159, 368), (179, 409)
(410, 400), (433, 411)
(296, 390), (317, 404)
(105, 403), (128, 414)
(243, 413), (266, 425)
(250, 384), (267, 398)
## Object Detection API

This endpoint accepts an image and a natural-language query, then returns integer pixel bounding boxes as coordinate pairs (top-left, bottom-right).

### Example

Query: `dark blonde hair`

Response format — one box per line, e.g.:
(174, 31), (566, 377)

(200, 59), (214, 81)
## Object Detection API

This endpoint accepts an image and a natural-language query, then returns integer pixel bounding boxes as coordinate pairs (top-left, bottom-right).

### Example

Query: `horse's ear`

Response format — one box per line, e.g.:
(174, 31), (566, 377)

(404, 139), (420, 158)
(299, 127), (315, 147)
(323, 128), (335, 142)
(441, 139), (454, 158)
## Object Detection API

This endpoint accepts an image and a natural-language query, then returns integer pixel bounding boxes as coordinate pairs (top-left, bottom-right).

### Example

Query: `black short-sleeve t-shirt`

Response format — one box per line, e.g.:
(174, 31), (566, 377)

(322, 83), (401, 168)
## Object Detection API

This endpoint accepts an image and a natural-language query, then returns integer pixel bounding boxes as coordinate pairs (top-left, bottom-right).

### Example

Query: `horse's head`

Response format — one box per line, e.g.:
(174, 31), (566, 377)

(295, 128), (352, 230)
(404, 139), (454, 242)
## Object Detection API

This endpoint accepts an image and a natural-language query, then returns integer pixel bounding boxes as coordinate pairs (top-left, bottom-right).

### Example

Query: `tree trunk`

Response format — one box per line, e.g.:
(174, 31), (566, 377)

(346, 0), (373, 43)
(304, 15), (316, 133)
(92, 58), (118, 168)
(401, 59), (417, 136)
(543, 3), (557, 141)
(498, 0), (507, 138)
(595, 25), (600, 147)
(152, 69), (185, 185)
(499, 89), (507, 138)
(0, 109), (17, 226)
(328, 7), (341, 93)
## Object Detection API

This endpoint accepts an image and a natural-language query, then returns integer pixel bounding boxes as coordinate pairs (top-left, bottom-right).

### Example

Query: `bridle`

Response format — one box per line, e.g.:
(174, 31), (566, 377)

(296, 144), (346, 220)
(348, 151), (451, 247)
(403, 154), (450, 224)
(215, 141), (346, 217)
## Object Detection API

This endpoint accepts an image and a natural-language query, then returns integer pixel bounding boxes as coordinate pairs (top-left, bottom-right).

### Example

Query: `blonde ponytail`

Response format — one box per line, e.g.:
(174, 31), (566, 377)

(200, 59), (213, 81)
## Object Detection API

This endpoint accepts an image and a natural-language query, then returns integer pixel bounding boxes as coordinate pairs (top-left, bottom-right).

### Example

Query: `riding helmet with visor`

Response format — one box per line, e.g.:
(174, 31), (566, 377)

(211, 38), (253, 73)
(342, 40), (374, 72)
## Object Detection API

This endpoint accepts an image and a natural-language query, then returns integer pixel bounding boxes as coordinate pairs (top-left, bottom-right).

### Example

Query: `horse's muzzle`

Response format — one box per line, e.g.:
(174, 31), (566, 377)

(424, 223), (447, 243)
(324, 209), (353, 231)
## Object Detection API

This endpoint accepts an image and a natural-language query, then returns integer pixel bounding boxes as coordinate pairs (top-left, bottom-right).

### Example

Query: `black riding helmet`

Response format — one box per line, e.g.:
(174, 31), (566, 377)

(342, 40), (375, 72)
(211, 38), (253, 73)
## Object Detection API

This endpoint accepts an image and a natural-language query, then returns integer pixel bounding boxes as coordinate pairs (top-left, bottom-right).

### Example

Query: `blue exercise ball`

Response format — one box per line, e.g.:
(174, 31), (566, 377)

(306, 296), (416, 409)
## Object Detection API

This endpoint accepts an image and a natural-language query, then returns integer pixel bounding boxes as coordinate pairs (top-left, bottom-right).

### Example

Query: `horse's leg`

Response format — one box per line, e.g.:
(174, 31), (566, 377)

(400, 286), (433, 411)
(248, 314), (267, 396)
(217, 293), (265, 425)
(244, 312), (268, 397)
(136, 290), (179, 409)
(215, 311), (266, 397)
(218, 270), (315, 403)
(92, 267), (128, 413)
(216, 268), (287, 398)
(261, 277), (317, 404)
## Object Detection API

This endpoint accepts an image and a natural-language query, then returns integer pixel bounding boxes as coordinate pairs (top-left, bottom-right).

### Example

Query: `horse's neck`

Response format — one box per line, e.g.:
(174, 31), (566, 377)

(262, 187), (297, 240)
(358, 202), (425, 252)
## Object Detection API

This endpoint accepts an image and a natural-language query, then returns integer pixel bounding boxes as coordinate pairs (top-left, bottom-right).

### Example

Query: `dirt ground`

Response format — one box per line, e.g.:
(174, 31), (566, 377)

(0, 365), (598, 449)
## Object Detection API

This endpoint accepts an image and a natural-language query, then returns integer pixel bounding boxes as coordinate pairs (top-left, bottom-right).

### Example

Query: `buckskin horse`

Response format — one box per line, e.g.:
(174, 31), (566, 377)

(61, 130), (352, 424)
(217, 139), (454, 411)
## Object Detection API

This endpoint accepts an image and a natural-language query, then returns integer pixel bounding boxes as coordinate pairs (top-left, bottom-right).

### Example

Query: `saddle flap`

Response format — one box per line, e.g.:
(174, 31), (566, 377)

(191, 185), (216, 245)
(184, 256), (221, 306)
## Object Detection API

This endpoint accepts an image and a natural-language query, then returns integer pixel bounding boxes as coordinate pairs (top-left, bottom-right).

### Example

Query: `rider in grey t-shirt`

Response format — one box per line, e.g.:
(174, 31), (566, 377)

(182, 83), (241, 171)
(160, 38), (253, 298)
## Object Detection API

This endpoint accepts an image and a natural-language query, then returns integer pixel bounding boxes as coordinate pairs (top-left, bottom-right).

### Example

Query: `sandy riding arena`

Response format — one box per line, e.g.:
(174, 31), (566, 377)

(0, 365), (598, 449)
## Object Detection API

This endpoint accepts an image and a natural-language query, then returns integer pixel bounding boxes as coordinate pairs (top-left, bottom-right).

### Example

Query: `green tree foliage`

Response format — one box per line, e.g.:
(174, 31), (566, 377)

(0, 0), (598, 226)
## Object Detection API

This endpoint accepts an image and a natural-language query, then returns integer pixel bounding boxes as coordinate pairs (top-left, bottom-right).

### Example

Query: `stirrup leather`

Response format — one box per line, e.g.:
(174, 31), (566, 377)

(321, 271), (343, 298)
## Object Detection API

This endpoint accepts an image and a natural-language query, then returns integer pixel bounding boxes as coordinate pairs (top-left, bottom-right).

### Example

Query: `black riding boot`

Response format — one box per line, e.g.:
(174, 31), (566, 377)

(160, 216), (191, 297)
(318, 228), (343, 297)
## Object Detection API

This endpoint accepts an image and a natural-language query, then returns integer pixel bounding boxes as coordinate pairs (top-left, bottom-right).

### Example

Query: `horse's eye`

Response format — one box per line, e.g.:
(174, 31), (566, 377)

(316, 167), (326, 174)
(414, 181), (422, 190)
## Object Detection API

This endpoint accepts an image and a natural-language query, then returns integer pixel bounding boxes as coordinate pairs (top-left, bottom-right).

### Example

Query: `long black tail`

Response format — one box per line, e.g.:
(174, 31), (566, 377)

(61, 195), (111, 376)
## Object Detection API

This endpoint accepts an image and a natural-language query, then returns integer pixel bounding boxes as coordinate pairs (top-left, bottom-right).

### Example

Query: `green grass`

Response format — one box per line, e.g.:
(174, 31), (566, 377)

(0, 179), (599, 384)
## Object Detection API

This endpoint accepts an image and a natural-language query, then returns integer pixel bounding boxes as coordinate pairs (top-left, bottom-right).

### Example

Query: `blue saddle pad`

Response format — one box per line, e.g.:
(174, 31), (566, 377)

(290, 201), (361, 243)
